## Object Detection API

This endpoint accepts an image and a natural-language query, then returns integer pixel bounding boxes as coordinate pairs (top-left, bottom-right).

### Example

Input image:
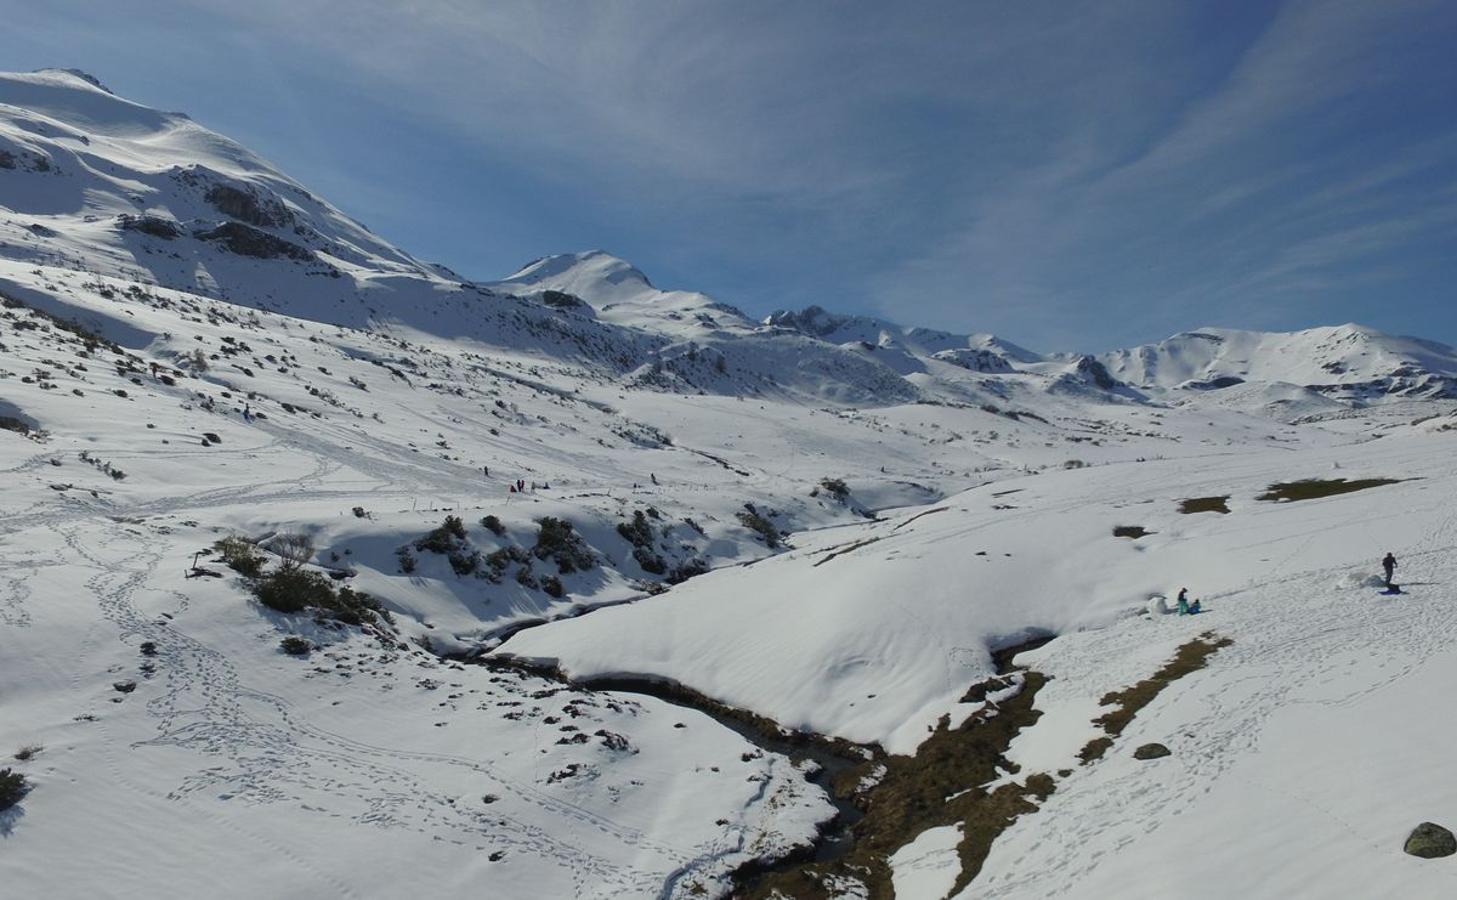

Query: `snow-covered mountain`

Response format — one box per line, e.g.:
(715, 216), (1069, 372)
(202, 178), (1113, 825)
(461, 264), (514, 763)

(7, 67), (1455, 413)
(6, 68), (1457, 900)
(1100, 324), (1457, 401)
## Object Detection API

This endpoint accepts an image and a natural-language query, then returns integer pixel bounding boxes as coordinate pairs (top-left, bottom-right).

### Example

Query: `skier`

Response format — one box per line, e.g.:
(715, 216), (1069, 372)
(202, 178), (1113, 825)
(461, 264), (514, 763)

(1382, 552), (1398, 588)
(650, 473), (658, 486)
(242, 403), (253, 423)
(1176, 587), (1190, 616)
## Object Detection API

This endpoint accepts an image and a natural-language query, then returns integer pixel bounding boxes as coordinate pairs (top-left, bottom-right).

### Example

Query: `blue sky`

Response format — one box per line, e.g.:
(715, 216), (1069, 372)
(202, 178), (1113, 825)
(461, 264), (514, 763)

(4, 0), (1455, 351)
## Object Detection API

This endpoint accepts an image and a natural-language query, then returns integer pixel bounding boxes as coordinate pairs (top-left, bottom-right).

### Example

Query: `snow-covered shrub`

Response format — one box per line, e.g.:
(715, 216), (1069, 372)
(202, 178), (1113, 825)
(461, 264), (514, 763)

(481, 514), (505, 536)
(279, 636), (312, 656)
(542, 575), (565, 598)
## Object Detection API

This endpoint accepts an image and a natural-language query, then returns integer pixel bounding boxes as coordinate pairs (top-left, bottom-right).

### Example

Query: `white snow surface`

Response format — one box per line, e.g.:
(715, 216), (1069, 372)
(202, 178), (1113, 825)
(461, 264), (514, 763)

(5, 68), (1457, 899)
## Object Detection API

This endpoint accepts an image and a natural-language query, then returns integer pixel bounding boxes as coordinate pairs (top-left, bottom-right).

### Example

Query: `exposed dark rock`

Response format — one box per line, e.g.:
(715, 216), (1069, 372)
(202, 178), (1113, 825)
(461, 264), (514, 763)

(539, 289), (587, 310)
(118, 214), (183, 239)
(196, 222), (313, 261)
(1133, 742), (1171, 760)
(204, 183), (294, 229)
(1404, 822), (1456, 859)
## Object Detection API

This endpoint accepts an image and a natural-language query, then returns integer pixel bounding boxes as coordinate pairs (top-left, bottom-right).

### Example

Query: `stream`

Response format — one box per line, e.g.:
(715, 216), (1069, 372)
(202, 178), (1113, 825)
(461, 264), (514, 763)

(468, 624), (1058, 893)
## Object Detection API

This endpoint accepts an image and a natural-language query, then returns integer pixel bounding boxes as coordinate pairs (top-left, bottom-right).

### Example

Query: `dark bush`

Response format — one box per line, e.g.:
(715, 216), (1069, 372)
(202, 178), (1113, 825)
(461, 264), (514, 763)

(396, 546), (417, 573)
(736, 504), (780, 548)
(481, 514), (505, 536)
(324, 586), (385, 626)
(533, 517), (595, 573)
(667, 558), (710, 584)
(280, 636), (312, 656)
(252, 568), (336, 614)
(616, 510), (654, 548)
(486, 545), (530, 572)
(214, 536), (265, 577)
(0, 767), (29, 811)
(448, 548), (481, 576)
(542, 575), (565, 598)
(633, 546), (667, 575)
(819, 478), (850, 500)
(415, 515), (466, 554)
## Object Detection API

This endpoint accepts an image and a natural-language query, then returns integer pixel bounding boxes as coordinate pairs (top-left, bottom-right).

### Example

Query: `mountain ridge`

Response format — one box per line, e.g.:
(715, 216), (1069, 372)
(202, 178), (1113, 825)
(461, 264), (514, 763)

(4, 67), (1455, 409)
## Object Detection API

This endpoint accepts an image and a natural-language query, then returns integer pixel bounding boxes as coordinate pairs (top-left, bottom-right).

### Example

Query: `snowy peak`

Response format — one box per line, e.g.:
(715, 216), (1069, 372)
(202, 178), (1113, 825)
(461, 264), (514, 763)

(1100, 324), (1457, 400)
(493, 250), (755, 335)
(498, 250), (660, 313)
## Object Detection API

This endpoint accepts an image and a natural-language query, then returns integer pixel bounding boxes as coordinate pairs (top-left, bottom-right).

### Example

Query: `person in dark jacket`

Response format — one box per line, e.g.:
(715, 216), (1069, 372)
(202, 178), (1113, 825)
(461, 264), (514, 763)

(1382, 553), (1398, 587)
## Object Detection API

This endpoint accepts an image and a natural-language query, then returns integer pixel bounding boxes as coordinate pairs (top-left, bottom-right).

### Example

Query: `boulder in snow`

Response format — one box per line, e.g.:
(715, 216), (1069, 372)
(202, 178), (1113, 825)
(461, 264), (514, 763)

(1133, 743), (1171, 760)
(1404, 822), (1456, 859)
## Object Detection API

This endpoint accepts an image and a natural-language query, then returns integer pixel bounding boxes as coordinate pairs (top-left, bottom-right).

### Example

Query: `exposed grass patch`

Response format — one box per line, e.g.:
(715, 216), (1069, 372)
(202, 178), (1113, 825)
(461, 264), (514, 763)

(1079, 633), (1231, 764)
(1257, 477), (1402, 503)
(1112, 525), (1152, 539)
(1179, 496), (1230, 514)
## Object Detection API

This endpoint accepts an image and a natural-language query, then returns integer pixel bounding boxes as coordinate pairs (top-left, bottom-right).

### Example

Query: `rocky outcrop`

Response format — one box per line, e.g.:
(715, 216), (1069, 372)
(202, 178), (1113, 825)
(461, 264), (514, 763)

(1133, 742), (1171, 760)
(204, 183), (294, 229)
(195, 222), (313, 261)
(118, 214), (183, 239)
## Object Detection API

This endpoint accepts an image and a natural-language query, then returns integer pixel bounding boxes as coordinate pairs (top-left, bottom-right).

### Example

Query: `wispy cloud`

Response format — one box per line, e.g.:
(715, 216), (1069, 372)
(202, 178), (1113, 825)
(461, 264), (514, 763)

(6, 0), (1454, 349)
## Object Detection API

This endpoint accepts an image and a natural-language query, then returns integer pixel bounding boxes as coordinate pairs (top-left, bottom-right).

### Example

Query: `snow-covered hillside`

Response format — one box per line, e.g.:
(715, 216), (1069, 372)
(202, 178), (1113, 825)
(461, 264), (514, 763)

(5, 68), (1457, 900)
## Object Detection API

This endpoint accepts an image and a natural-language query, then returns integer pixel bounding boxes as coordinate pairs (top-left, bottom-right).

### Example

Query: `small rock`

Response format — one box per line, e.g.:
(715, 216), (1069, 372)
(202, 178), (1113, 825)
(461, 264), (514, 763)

(1133, 742), (1171, 760)
(1404, 822), (1456, 859)
(113, 681), (137, 693)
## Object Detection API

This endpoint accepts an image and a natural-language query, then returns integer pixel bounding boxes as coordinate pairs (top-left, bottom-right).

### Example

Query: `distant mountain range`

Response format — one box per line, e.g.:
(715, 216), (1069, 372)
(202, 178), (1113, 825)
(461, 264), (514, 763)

(4, 67), (1455, 410)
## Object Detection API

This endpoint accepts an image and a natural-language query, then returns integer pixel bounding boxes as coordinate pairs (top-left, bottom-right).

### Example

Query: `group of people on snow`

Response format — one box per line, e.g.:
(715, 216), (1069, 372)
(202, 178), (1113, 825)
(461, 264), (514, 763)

(1161, 553), (1400, 619)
